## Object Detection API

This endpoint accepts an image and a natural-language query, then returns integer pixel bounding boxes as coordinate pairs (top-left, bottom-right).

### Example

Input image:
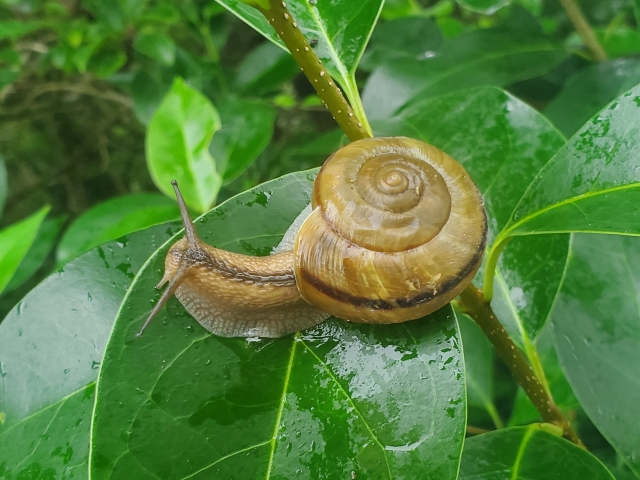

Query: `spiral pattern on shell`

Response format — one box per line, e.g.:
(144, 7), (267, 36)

(294, 136), (487, 324)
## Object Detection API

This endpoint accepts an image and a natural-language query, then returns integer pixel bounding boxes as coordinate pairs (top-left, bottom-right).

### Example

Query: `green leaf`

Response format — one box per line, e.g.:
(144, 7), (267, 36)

(134, 32), (176, 66)
(375, 87), (567, 343)
(130, 70), (170, 125)
(209, 98), (276, 184)
(553, 234), (640, 476)
(234, 41), (299, 96)
(456, 0), (511, 15)
(0, 159), (6, 216)
(497, 83), (640, 242)
(215, 0), (383, 126)
(56, 193), (180, 266)
(3, 216), (65, 293)
(87, 48), (127, 78)
(90, 170), (466, 479)
(359, 16), (443, 71)
(545, 59), (640, 137)
(459, 314), (502, 429)
(460, 426), (616, 479)
(146, 77), (222, 213)
(0, 207), (49, 295)
(362, 28), (567, 120)
(0, 225), (180, 479)
(0, 20), (47, 41)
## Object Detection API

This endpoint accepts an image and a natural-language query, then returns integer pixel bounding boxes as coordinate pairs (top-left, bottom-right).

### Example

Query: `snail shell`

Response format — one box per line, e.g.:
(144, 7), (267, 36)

(140, 137), (487, 338)
(295, 137), (487, 323)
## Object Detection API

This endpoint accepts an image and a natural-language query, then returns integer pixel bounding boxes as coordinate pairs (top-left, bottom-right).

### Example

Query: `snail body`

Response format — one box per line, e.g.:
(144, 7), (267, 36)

(140, 137), (487, 338)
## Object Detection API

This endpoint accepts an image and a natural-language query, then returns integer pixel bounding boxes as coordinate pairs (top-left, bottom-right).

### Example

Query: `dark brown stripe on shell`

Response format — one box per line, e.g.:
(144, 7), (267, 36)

(301, 213), (488, 311)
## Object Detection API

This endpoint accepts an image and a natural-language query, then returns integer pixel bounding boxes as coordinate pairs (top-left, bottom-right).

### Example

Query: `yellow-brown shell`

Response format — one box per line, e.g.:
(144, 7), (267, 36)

(293, 136), (487, 323)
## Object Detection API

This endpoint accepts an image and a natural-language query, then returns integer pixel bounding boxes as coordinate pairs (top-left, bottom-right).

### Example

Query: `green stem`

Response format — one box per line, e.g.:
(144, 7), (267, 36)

(482, 236), (511, 301)
(256, 0), (370, 141)
(558, 0), (608, 62)
(459, 283), (583, 447)
(344, 76), (373, 136)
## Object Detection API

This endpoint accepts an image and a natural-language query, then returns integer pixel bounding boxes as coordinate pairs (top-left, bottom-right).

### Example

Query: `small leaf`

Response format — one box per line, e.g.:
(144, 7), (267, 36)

(4, 216), (65, 293)
(553, 234), (640, 476)
(234, 41), (299, 95)
(456, 0), (511, 15)
(134, 32), (176, 66)
(146, 77), (222, 213)
(130, 70), (170, 125)
(0, 225), (180, 478)
(90, 170), (466, 479)
(0, 207), (49, 295)
(545, 59), (640, 137)
(0, 20), (47, 41)
(209, 98), (276, 184)
(362, 28), (567, 120)
(460, 426), (615, 479)
(215, 0), (383, 126)
(56, 193), (180, 266)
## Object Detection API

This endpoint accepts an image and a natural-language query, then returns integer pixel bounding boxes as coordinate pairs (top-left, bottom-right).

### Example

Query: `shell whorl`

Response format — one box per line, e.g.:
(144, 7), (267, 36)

(294, 136), (487, 324)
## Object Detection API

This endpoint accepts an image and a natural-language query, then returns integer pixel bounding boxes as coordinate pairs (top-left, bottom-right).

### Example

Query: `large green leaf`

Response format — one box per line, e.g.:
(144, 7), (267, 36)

(545, 59), (640, 137)
(90, 170), (466, 479)
(56, 193), (180, 266)
(146, 77), (222, 213)
(0, 225), (180, 479)
(208, 97), (276, 184)
(0, 207), (49, 295)
(375, 87), (567, 344)
(362, 28), (567, 120)
(460, 426), (615, 479)
(214, 0), (383, 124)
(486, 82), (640, 299)
(234, 41), (299, 96)
(553, 234), (640, 476)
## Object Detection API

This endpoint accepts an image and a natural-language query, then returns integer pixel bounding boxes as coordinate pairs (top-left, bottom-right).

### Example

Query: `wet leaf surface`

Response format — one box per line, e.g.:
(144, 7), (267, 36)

(460, 426), (615, 479)
(553, 234), (640, 477)
(90, 171), (466, 479)
(0, 224), (180, 479)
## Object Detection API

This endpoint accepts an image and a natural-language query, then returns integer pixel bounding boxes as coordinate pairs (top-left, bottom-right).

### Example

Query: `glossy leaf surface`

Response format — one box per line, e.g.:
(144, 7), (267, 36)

(375, 87), (567, 343)
(0, 207), (49, 295)
(214, 0), (383, 110)
(56, 193), (180, 266)
(209, 97), (276, 184)
(544, 59), (640, 137)
(0, 225), (180, 479)
(362, 28), (567, 120)
(146, 77), (221, 213)
(90, 171), (466, 479)
(502, 83), (640, 240)
(553, 234), (640, 476)
(460, 426), (615, 479)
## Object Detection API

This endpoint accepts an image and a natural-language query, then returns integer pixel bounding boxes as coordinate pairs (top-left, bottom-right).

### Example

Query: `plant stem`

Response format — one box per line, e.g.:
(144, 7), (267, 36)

(256, 0), (370, 141)
(459, 283), (583, 447)
(559, 0), (608, 62)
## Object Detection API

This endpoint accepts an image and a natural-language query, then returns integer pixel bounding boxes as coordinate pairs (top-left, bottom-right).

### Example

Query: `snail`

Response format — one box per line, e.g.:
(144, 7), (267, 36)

(139, 137), (487, 338)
